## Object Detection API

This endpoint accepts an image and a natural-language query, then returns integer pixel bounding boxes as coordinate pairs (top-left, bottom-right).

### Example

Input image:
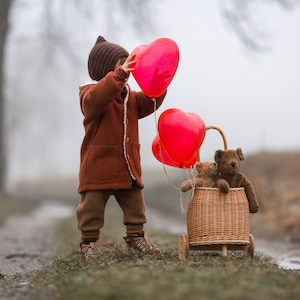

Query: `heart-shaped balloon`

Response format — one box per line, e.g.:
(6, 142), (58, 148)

(152, 135), (197, 169)
(158, 108), (206, 166)
(132, 38), (180, 98)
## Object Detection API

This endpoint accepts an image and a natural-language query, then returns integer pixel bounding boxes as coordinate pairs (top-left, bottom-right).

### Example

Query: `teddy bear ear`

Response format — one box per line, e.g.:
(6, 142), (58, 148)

(236, 148), (245, 161)
(214, 150), (223, 163)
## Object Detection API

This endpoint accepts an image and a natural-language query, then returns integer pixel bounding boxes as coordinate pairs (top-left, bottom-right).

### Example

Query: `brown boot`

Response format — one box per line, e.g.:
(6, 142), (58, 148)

(80, 240), (102, 260)
(123, 232), (160, 254)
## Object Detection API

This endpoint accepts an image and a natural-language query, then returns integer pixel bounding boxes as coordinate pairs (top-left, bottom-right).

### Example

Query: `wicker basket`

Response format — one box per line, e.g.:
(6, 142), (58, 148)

(187, 187), (250, 246)
(187, 126), (250, 246)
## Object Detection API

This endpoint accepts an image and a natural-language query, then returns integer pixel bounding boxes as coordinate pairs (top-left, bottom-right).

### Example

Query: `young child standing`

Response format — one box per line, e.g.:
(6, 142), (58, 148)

(77, 36), (167, 260)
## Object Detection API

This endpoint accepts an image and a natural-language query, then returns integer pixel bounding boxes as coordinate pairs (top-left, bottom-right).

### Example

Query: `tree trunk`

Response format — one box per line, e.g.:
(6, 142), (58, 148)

(0, 0), (12, 191)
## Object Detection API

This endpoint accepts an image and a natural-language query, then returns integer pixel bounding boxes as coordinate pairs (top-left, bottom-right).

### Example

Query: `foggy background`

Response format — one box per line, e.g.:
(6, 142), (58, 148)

(3, 0), (300, 188)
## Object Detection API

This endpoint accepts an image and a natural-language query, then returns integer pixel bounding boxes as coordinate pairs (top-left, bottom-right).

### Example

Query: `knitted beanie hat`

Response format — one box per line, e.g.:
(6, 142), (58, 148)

(88, 36), (129, 81)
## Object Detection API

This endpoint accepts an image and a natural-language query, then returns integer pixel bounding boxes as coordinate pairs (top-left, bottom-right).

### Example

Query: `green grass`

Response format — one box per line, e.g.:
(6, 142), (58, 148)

(33, 252), (290, 300)
(29, 240), (300, 300)
(22, 202), (300, 300)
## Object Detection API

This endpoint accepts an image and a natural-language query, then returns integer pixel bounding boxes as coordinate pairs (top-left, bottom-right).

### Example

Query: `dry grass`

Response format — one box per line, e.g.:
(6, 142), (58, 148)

(241, 151), (300, 241)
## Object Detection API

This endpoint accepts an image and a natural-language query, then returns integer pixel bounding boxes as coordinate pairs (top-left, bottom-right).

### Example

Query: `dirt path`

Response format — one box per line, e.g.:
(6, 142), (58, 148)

(0, 202), (74, 277)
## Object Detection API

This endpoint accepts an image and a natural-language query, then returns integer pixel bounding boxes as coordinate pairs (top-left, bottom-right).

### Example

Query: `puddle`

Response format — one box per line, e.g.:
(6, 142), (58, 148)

(147, 208), (186, 234)
(279, 255), (300, 270)
(255, 239), (300, 271)
(31, 202), (74, 221)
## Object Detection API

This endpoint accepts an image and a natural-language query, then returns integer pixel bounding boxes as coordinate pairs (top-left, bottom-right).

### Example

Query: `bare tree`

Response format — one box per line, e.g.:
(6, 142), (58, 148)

(220, 0), (300, 51)
(0, 0), (12, 191)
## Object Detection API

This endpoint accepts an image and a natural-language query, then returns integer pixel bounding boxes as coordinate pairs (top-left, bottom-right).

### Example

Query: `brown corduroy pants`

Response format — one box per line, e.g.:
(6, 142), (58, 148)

(77, 188), (147, 243)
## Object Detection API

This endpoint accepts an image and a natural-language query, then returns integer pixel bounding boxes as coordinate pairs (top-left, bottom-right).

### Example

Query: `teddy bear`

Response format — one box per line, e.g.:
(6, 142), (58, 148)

(214, 147), (259, 213)
(180, 161), (219, 192)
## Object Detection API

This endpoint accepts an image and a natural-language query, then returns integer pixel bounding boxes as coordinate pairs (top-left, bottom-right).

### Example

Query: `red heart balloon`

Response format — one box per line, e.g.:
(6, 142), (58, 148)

(158, 108), (206, 165)
(132, 38), (180, 98)
(152, 135), (196, 169)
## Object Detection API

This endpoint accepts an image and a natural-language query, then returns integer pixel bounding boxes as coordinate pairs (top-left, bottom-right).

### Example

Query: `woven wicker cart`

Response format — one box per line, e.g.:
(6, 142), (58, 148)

(178, 126), (255, 259)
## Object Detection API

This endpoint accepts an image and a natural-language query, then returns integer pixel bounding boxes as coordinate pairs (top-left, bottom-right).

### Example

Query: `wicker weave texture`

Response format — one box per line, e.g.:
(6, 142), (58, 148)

(187, 187), (250, 246)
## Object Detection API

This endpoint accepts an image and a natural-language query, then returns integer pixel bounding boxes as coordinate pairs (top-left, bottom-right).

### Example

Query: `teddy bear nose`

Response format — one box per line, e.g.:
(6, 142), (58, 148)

(231, 162), (236, 168)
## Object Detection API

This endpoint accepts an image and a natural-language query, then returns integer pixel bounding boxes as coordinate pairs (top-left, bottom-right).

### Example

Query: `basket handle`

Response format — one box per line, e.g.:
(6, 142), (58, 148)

(197, 125), (228, 162)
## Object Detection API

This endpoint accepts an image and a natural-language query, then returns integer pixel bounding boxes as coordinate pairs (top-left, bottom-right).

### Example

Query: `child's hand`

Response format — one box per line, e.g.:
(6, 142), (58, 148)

(122, 54), (136, 74)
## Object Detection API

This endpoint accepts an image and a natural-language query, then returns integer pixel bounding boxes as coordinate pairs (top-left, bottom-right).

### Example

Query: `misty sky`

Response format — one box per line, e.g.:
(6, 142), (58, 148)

(130, 2), (300, 164)
(5, 0), (300, 184)
(121, 1), (300, 172)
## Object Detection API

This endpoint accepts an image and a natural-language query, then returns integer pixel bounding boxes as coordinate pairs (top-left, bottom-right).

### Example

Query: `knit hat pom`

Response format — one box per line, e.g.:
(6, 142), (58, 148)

(88, 36), (129, 81)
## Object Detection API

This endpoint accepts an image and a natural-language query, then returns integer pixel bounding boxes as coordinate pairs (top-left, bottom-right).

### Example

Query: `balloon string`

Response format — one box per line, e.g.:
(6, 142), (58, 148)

(180, 190), (184, 213)
(185, 167), (197, 199)
(180, 167), (197, 213)
(152, 98), (197, 214)
(152, 98), (180, 192)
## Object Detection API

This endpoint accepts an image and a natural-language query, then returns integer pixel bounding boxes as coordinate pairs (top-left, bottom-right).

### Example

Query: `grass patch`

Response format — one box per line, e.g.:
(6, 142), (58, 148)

(29, 241), (300, 300)
(24, 202), (300, 300)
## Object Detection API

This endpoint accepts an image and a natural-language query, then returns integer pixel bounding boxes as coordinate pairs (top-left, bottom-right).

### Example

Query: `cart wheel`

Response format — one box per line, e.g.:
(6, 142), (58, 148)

(247, 234), (255, 258)
(178, 234), (189, 260)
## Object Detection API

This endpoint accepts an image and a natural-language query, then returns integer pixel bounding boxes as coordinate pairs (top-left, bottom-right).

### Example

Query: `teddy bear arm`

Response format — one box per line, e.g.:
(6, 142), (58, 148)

(180, 180), (192, 192)
(244, 184), (259, 213)
(240, 175), (259, 213)
(194, 178), (203, 187)
(216, 178), (230, 193)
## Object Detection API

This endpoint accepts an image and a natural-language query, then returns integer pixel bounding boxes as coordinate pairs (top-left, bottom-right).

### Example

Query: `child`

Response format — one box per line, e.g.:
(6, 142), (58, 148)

(77, 36), (167, 260)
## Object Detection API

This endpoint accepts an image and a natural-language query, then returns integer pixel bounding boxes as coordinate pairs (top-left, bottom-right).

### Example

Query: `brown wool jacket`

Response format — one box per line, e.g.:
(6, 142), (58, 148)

(78, 66), (166, 193)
